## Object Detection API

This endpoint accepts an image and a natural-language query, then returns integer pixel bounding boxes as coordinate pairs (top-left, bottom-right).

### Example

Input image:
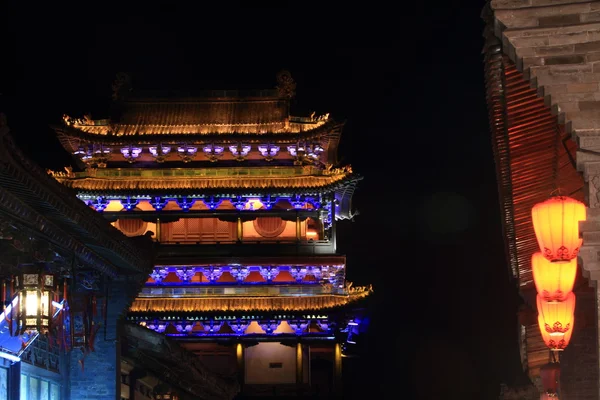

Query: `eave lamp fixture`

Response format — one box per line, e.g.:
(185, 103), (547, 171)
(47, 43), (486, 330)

(177, 143), (198, 163)
(531, 195), (586, 399)
(202, 143), (224, 162)
(258, 144), (280, 161)
(121, 144), (143, 163)
(149, 144), (171, 163)
(14, 266), (55, 335)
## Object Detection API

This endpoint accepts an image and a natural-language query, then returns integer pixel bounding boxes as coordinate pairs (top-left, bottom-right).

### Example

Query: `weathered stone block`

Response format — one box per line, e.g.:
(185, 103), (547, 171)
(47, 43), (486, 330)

(533, 0), (594, 6)
(582, 11), (600, 23)
(548, 31), (590, 45)
(575, 40), (600, 53)
(535, 44), (575, 56)
(580, 100), (600, 110)
(545, 54), (586, 64)
(492, 0), (532, 9)
(512, 35), (550, 47)
(567, 82), (600, 92)
(539, 14), (582, 26)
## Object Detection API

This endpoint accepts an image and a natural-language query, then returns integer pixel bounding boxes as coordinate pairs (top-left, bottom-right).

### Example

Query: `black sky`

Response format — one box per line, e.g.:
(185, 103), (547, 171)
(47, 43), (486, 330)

(1, 1), (527, 399)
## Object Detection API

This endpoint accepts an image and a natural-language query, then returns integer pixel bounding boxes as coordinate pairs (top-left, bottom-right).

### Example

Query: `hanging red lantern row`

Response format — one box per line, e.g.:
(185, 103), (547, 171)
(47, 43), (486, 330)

(531, 196), (585, 263)
(529, 195), (586, 399)
(531, 195), (585, 350)
(532, 253), (576, 302)
(536, 293), (575, 350)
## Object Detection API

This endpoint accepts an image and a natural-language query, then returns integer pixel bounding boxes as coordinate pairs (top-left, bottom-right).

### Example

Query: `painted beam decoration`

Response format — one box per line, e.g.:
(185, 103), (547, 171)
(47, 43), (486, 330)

(145, 265), (345, 287)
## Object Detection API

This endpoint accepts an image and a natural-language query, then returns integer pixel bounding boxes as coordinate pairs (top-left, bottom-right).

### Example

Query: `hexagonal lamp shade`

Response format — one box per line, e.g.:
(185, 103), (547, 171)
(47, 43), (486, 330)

(14, 266), (54, 335)
(531, 196), (586, 263)
(532, 252), (577, 302)
(537, 292), (576, 351)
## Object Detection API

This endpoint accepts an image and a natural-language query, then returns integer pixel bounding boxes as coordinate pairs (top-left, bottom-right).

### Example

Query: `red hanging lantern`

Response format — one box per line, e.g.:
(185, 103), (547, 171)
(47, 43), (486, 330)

(538, 315), (573, 351)
(531, 196), (586, 262)
(532, 252), (577, 302)
(537, 293), (575, 350)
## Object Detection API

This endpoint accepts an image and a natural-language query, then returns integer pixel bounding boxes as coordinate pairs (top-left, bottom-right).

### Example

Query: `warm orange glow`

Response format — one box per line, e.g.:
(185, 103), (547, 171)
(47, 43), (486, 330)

(538, 313), (574, 352)
(306, 229), (318, 238)
(539, 393), (560, 400)
(532, 252), (577, 302)
(236, 343), (243, 360)
(537, 293), (576, 350)
(245, 199), (264, 210)
(531, 196), (586, 262)
(130, 292), (372, 312)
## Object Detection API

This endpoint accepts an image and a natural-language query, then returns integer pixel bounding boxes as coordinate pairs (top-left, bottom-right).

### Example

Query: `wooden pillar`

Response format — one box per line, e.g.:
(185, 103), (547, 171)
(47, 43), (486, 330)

(236, 342), (245, 387)
(237, 218), (243, 242)
(156, 217), (161, 242)
(319, 218), (324, 241)
(296, 342), (303, 385)
(9, 361), (20, 400)
(296, 216), (301, 241)
(333, 343), (342, 396)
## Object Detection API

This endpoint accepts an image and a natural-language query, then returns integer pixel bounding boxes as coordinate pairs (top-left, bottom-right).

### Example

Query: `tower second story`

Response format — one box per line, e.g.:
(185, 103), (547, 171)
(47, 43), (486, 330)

(49, 72), (361, 259)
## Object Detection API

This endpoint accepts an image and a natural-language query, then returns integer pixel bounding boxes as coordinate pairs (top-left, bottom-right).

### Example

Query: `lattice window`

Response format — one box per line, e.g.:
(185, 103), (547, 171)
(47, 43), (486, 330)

(162, 218), (234, 243)
(21, 334), (60, 373)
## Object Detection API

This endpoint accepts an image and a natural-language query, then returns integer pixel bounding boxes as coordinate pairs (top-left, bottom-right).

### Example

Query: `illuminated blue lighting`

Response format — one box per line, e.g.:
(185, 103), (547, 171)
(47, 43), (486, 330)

(0, 351), (20, 363)
(0, 297), (18, 324)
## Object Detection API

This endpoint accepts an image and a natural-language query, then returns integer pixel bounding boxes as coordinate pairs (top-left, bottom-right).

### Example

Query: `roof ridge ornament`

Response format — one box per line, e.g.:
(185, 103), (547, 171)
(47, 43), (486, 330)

(276, 70), (296, 99)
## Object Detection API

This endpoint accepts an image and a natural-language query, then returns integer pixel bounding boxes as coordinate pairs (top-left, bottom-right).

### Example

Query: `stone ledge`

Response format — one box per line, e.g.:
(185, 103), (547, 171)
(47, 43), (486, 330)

(493, 0), (595, 10)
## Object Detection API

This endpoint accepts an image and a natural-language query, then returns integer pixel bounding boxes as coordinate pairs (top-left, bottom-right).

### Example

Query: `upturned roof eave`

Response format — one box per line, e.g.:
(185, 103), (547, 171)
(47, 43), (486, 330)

(54, 174), (360, 197)
(51, 119), (343, 143)
(0, 125), (154, 275)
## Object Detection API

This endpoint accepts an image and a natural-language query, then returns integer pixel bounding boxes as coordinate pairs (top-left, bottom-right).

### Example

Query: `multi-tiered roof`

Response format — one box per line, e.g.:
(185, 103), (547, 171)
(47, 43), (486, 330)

(49, 72), (370, 340)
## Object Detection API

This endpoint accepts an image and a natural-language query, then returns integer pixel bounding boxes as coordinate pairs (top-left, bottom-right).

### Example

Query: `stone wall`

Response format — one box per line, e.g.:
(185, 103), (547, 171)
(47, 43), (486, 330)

(488, 1), (600, 398)
(68, 277), (139, 400)
(558, 287), (599, 399)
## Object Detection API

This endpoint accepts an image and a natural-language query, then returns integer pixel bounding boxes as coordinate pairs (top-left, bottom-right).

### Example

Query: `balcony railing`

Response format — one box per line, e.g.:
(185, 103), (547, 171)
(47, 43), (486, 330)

(73, 165), (323, 179)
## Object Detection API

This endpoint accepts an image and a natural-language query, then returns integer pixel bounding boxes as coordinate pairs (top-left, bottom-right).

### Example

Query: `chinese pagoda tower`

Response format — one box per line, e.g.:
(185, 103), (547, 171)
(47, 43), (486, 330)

(51, 71), (371, 398)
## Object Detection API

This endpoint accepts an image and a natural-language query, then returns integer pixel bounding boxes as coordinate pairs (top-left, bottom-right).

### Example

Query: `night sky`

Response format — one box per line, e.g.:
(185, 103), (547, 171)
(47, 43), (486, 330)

(2, 1), (527, 399)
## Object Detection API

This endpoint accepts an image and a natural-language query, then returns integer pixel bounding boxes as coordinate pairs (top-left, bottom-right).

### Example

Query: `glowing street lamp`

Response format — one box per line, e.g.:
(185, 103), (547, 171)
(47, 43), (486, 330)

(14, 266), (54, 335)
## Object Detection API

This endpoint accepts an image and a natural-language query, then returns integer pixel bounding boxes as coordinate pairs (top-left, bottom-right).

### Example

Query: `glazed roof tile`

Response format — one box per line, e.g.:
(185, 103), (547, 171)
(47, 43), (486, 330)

(51, 166), (355, 193)
(129, 292), (371, 312)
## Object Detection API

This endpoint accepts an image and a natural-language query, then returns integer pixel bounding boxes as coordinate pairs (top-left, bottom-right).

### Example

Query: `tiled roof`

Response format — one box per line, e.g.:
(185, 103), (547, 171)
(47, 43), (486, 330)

(486, 55), (584, 288)
(129, 292), (371, 312)
(52, 166), (354, 193)
(0, 123), (154, 276)
(61, 98), (330, 136)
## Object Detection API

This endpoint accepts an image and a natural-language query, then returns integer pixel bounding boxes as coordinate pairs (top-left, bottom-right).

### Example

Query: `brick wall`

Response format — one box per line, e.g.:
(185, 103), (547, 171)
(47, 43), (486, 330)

(559, 287), (599, 399)
(68, 277), (142, 400)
